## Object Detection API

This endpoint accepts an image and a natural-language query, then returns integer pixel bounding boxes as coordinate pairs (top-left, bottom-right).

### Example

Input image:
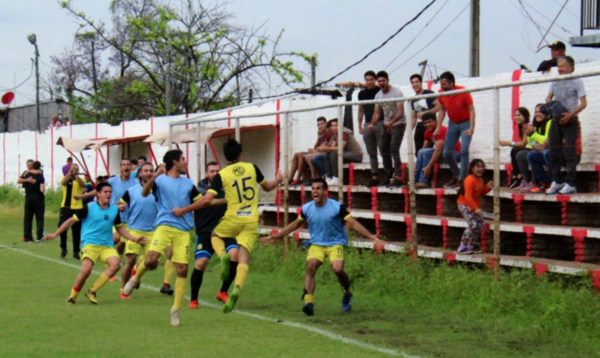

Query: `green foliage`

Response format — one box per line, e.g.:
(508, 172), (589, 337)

(0, 185), (63, 215)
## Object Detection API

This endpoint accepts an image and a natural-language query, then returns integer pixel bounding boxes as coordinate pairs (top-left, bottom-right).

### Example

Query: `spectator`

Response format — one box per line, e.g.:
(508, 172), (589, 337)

(457, 159), (493, 254)
(314, 119), (363, 186)
(310, 119), (336, 180)
(537, 41), (566, 72)
(59, 163), (86, 260)
(414, 113), (460, 189)
(434, 71), (476, 188)
(130, 159), (139, 179)
(357, 70), (382, 188)
(18, 160), (45, 243)
(499, 107), (531, 189)
(369, 71), (405, 187)
(138, 156), (146, 166)
(410, 74), (438, 156)
(290, 117), (327, 185)
(527, 104), (553, 193)
(79, 175), (96, 205)
(62, 157), (73, 176)
(545, 56), (587, 195)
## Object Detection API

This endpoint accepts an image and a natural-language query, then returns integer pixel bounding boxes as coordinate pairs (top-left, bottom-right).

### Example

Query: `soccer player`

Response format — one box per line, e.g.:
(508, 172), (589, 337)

(108, 159), (138, 258)
(119, 162), (159, 299)
(189, 161), (237, 309)
(260, 178), (384, 316)
(123, 150), (212, 326)
(173, 139), (283, 314)
(44, 183), (147, 304)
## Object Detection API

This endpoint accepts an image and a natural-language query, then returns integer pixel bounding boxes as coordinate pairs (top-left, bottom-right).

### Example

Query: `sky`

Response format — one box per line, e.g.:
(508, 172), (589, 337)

(0, 0), (597, 106)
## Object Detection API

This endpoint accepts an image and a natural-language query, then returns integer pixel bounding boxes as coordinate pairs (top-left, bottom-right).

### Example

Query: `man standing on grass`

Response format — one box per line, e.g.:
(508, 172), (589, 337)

(188, 161), (237, 309)
(118, 163), (158, 299)
(172, 139), (283, 314)
(59, 164), (86, 259)
(123, 150), (210, 326)
(261, 178), (383, 316)
(108, 159), (138, 260)
(18, 160), (45, 243)
(44, 182), (147, 305)
(434, 71), (475, 188)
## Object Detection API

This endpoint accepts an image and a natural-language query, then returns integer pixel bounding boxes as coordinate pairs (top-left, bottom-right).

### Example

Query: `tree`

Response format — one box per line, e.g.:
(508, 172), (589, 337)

(50, 0), (314, 124)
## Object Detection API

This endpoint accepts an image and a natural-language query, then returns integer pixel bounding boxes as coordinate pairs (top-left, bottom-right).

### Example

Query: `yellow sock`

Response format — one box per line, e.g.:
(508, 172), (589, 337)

(135, 255), (144, 271)
(134, 261), (149, 281)
(90, 273), (110, 293)
(172, 277), (186, 311)
(235, 263), (249, 290)
(164, 259), (174, 285)
(304, 294), (314, 305)
(211, 236), (226, 257)
(69, 287), (81, 300)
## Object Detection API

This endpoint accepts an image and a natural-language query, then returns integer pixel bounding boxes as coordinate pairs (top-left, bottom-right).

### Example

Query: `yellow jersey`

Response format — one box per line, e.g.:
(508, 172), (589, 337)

(208, 161), (266, 224)
(61, 176), (85, 210)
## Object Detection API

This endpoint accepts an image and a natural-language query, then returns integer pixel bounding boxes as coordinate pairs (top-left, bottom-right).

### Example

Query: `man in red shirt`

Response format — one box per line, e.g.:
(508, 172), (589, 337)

(415, 113), (461, 188)
(434, 71), (475, 188)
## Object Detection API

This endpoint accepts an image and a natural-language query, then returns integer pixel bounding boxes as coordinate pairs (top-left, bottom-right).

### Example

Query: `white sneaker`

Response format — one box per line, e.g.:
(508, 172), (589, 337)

(123, 277), (139, 296)
(546, 181), (565, 195)
(559, 183), (577, 194)
(328, 177), (339, 186)
(170, 308), (180, 327)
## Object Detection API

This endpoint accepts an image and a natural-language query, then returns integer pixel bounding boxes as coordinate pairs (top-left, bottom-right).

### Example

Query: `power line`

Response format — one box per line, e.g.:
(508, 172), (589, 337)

(389, 2), (470, 75)
(553, 0), (578, 19)
(384, 0), (451, 70)
(520, 0), (576, 35)
(515, 0), (568, 43)
(427, 64), (468, 78)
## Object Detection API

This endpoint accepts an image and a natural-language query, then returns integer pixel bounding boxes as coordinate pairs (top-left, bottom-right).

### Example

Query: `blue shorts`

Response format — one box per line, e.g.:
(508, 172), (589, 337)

(194, 233), (238, 260)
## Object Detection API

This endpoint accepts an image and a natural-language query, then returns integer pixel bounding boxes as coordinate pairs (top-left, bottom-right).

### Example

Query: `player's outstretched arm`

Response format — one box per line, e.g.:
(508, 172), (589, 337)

(260, 218), (303, 245)
(116, 225), (148, 245)
(173, 191), (216, 217)
(346, 217), (385, 247)
(208, 198), (227, 207)
(44, 218), (77, 240)
(260, 170), (284, 192)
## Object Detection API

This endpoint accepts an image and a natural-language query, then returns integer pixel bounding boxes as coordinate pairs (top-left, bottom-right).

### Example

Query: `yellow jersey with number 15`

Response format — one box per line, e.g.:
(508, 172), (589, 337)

(208, 161), (266, 224)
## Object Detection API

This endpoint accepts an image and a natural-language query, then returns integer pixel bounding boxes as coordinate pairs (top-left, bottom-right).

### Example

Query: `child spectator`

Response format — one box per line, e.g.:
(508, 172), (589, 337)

(457, 159), (493, 254)
(499, 107), (531, 189)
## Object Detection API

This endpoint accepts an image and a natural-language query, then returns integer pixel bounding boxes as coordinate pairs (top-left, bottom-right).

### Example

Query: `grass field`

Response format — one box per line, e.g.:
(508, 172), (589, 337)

(2, 207), (600, 358)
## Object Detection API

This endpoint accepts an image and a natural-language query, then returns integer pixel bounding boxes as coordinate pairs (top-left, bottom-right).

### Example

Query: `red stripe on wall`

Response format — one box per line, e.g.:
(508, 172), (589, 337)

(150, 116), (154, 135)
(122, 121), (125, 137)
(185, 123), (190, 166)
(275, 99), (281, 175)
(227, 109), (231, 127)
(511, 69), (523, 142)
(427, 80), (433, 90)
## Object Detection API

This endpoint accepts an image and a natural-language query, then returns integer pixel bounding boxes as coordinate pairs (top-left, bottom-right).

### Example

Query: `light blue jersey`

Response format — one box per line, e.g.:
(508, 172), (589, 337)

(152, 175), (201, 231)
(121, 183), (158, 232)
(108, 175), (138, 223)
(75, 202), (122, 248)
(299, 199), (351, 247)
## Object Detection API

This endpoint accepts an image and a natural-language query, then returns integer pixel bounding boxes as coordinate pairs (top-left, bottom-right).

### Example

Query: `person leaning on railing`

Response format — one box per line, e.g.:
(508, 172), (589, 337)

(544, 56), (587, 195)
(499, 107), (531, 190)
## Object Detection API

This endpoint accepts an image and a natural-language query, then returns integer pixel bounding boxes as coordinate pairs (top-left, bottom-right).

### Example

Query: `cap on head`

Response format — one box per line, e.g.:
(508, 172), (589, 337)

(548, 41), (566, 50)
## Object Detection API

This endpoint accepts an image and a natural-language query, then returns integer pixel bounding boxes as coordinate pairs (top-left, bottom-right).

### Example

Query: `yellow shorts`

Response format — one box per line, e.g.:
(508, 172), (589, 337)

(125, 229), (154, 257)
(81, 245), (119, 265)
(213, 220), (259, 253)
(113, 224), (129, 244)
(149, 225), (191, 264)
(307, 245), (344, 263)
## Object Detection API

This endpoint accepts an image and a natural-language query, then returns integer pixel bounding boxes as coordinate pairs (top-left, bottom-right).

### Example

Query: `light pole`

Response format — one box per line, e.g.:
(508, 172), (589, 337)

(28, 33), (40, 132)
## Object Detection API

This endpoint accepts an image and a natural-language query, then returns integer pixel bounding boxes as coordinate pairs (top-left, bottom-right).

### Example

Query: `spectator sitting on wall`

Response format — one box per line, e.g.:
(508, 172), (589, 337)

(18, 160), (45, 243)
(434, 71), (476, 189)
(499, 107), (531, 190)
(357, 70), (382, 188)
(312, 118), (363, 186)
(62, 157), (73, 176)
(414, 113), (460, 189)
(290, 116), (327, 185)
(410, 74), (438, 157)
(537, 41), (566, 73)
(545, 56), (587, 195)
(310, 119), (336, 181)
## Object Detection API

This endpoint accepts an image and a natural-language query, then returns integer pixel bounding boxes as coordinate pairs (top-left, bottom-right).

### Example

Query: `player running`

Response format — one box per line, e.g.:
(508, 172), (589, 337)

(261, 178), (384, 316)
(173, 139), (283, 314)
(118, 162), (159, 299)
(108, 159), (138, 259)
(123, 150), (220, 326)
(44, 182), (147, 304)
(189, 161), (238, 309)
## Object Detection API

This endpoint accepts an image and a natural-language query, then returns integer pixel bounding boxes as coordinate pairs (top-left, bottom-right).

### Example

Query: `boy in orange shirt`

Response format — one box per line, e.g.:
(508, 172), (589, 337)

(457, 159), (493, 254)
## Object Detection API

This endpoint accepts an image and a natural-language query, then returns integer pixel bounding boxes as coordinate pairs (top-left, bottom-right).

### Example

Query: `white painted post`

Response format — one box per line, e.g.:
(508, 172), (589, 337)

(405, 100), (418, 254)
(493, 88), (501, 280)
(337, 105), (344, 203)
